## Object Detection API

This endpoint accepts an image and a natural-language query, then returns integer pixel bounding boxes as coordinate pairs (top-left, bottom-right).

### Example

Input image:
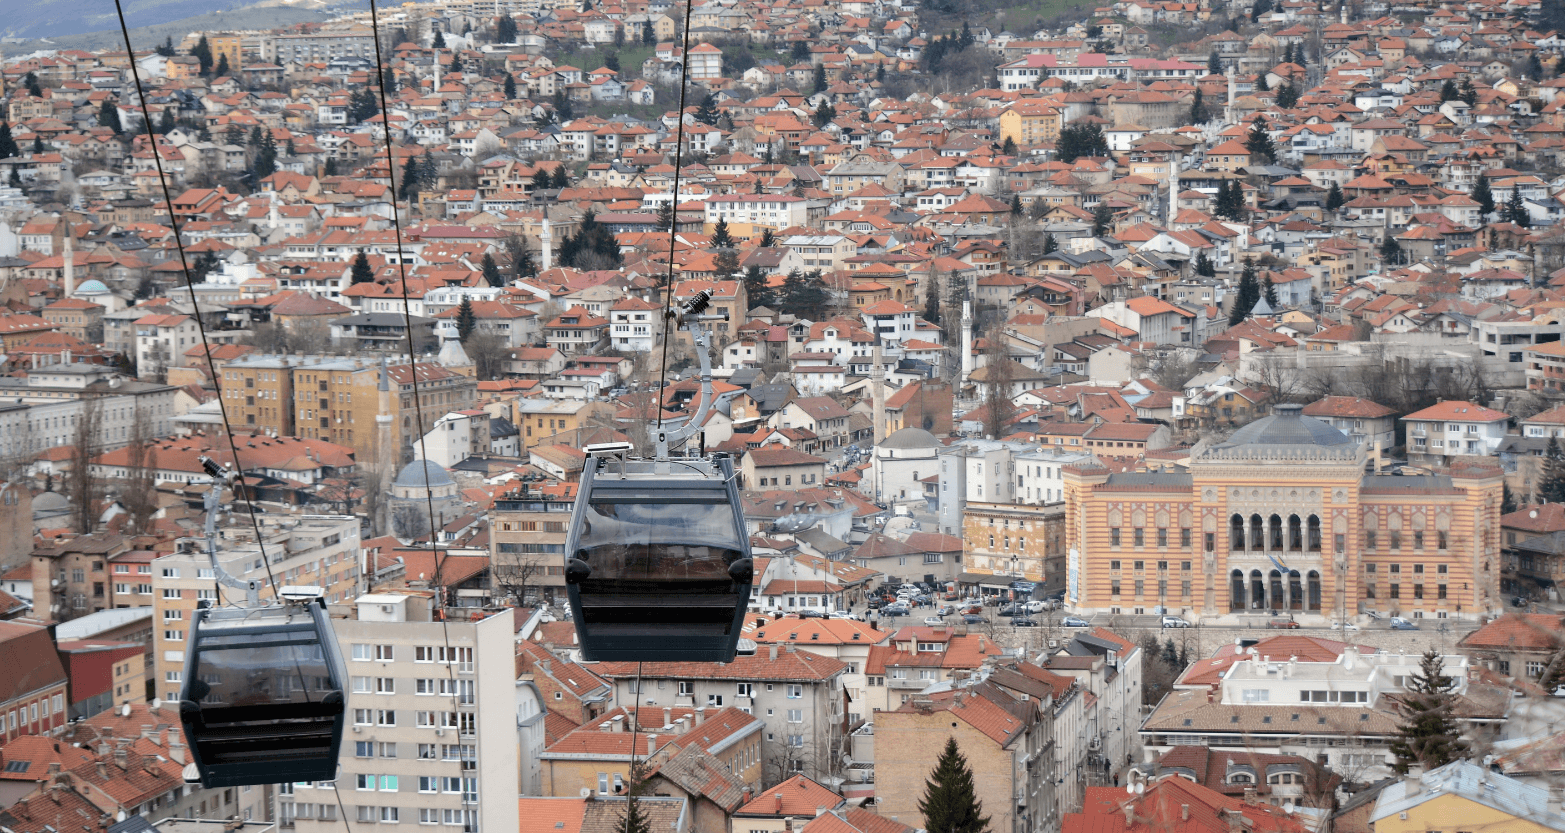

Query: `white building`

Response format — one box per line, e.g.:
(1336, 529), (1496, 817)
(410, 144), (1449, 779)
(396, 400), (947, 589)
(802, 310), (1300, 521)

(703, 194), (811, 231)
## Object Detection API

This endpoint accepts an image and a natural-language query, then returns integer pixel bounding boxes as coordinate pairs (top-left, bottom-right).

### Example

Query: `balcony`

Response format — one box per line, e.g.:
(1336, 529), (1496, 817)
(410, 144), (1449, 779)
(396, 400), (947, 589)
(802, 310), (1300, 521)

(887, 677), (930, 690)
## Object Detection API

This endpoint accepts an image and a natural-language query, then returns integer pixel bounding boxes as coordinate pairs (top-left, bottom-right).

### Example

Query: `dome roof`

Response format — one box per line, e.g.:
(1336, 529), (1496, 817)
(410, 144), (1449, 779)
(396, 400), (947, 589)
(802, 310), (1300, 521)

(32, 491), (69, 514)
(75, 279), (109, 295)
(394, 459), (453, 489)
(880, 427), (939, 450)
(1221, 404), (1353, 448)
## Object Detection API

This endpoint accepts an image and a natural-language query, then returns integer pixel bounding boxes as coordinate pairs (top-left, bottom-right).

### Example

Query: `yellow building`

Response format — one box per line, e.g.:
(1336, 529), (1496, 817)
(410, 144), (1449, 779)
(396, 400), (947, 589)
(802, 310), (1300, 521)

(998, 102), (1064, 149)
(1063, 404), (1503, 623)
(208, 33), (243, 72)
(962, 502), (1064, 585)
(1368, 761), (1565, 833)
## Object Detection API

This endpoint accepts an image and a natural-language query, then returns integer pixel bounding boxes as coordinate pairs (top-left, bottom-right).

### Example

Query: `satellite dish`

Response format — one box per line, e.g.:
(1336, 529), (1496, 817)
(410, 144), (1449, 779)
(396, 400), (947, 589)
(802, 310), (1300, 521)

(121, 704), (131, 717)
(1136, 783), (1145, 795)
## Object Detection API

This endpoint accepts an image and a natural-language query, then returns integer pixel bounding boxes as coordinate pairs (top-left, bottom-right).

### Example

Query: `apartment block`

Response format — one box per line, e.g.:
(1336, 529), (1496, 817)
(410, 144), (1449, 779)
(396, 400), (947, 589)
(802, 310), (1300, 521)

(488, 485), (570, 605)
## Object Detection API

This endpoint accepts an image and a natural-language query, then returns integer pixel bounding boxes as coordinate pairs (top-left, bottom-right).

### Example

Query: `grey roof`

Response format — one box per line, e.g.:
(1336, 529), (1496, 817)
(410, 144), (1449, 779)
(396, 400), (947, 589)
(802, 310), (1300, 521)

(1360, 473), (1454, 491)
(1221, 404), (1353, 448)
(880, 427), (938, 450)
(53, 606), (154, 640)
(394, 459), (454, 488)
(1369, 760), (1564, 831)
(1103, 472), (1193, 487)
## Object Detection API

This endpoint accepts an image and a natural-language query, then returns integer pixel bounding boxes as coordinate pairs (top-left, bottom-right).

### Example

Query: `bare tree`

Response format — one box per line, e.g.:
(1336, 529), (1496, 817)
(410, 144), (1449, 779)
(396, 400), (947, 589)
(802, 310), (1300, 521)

(1147, 351), (1200, 390)
(64, 395), (105, 534)
(1250, 352), (1304, 404)
(492, 557), (546, 606)
(117, 404), (159, 535)
(465, 331), (510, 380)
(981, 336), (1016, 439)
(289, 317), (333, 354)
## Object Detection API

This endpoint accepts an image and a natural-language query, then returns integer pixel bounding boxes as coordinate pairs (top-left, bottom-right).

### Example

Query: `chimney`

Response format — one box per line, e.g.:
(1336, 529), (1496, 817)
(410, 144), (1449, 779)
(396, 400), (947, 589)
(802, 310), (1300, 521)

(112, 748), (128, 770)
(770, 645), (779, 661)
(775, 794), (784, 814)
(1226, 809), (1244, 833)
(648, 734), (658, 755)
(1181, 805), (1189, 822)
(816, 807), (826, 818)
(663, 707), (673, 727)
(1122, 803), (1135, 826)
(694, 707), (706, 726)
(1406, 779), (1421, 798)
(1243, 787), (1258, 805)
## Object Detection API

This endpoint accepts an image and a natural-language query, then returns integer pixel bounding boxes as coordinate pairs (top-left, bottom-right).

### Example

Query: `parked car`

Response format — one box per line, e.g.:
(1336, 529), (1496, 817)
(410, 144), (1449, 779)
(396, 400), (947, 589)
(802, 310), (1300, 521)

(998, 604), (1021, 617)
(923, 616), (945, 626)
(1330, 621), (1360, 631)
(829, 611), (863, 621)
(1012, 617), (1038, 627)
(882, 604), (910, 617)
(960, 605), (983, 615)
(1161, 616), (1191, 628)
(1389, 617), (1420, 630)
(1267, 619), (1300, 629)
(796, 610), (823, 618)
(962, 613), (985, 624)
(1062, 616), (1091, 628)
(936, 605), (955, 617)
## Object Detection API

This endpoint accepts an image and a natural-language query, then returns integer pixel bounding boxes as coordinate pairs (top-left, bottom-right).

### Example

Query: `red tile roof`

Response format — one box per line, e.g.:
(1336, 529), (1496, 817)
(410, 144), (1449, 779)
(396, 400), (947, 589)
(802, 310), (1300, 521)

(734, 773), (844, 817)
(1457, 613), (1565, 652)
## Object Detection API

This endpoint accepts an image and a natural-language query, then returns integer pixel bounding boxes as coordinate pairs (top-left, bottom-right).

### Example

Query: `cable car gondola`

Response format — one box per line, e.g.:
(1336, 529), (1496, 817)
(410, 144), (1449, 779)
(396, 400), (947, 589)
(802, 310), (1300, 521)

(565, 291), (756, 663)
(178, 458), (349, 788)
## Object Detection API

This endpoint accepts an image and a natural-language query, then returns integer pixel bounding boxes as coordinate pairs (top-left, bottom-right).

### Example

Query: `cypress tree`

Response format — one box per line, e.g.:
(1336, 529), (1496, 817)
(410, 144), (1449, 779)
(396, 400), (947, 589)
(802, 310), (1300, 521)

(504, 73), (517, 100)
(98, 100), (123, 134)
(1245, 116), (1276, 164)
(918, 738), (992, 833)
(1508, 187), (1530, 228)
(0, 122), (17, 159)
(1091, 202), (1113, 237)
(1230, 259), (1259, 326)
(1541, 436), (1565, 504)
(351, 252), (375, 284)
(432, 29), (447, 49)
(1472, 176), (1494, 216)
(482, 253), (504, 287)
(1389, 650), (1468, 774)
(1190, 88), (1207, 123)
(456, 297), (477, 342)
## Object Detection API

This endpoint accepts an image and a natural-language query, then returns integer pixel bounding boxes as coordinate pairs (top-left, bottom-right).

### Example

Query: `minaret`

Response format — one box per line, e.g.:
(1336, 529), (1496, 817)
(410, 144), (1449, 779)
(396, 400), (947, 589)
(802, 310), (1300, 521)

(960, 300), (974, 381)
(871, 340), (886, 445)
(375, 356), (395, 537)
(1225, 64), (1236, 123)
(539, 218), (553, 273)
(62, 231), (74, 297)
(1167, 155), (1179, 224)
(267, 191), (279, 231)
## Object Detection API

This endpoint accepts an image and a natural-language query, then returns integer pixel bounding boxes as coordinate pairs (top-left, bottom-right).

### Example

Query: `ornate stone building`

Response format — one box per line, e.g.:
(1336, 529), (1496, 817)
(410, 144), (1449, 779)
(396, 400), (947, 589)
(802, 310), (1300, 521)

(1063, 405), (1505, 623)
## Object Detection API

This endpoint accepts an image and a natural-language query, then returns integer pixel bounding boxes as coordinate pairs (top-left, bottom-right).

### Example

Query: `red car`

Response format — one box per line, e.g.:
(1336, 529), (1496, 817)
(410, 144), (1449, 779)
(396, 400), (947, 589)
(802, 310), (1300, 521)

(1267, 619), (1300, 629)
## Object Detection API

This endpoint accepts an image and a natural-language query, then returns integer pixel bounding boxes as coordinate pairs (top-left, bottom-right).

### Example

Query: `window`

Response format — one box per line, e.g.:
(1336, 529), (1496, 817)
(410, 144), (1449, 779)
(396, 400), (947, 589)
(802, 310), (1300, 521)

(356, 742), (374, 758)
(1366, 531), (1377, 550)
(419, 777), (438, 793)
(415, 646), (436, 663)
(1181, 528), (1192, 548)
(787, 684), (803, 698)
(707, 694), (724, 707)
(1110, 528), (1120, 546)
(418, 744), (437, 760)
(376, 678), (395, 694)
(1134, 528), (1145, 547)
(1527, 661), (1546, 678)
(376, 710), (396, 726)
(677, 681), (695, 696)
(787, 709), (803, 723)
(737, 683), (754, 697)
(1157, 529), (1167, 548)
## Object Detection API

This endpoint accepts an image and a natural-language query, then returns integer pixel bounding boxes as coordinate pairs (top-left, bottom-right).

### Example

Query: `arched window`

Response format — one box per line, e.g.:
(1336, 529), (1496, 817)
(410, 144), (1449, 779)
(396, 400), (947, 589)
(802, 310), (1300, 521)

(1231, 514), (1246, 550)
(1230, 570), (1246, 612)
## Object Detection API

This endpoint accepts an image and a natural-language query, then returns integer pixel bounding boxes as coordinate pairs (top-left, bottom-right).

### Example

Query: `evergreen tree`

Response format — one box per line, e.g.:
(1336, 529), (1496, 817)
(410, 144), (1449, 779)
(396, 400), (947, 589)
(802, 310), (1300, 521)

(1255, 72), (1270, 92)
(23, 72), (41, 98)
(157, 36), (175, 57)
(1208, 51), (1222, 75)
(215, 54), (230, 78)
(1230, 259), (1260, 326)
(482, 253), (504, 287)
(1194, 249), (1215, 277)
(450, 53), (464, 74)
(812, 64), (827, 94)
(504, 73), (517, 100)
(1190, 88), (1207, 124)
(323, 157), (338, 177)
(432, 28), (447, 49)
(792, 41), (811, 62)
(255, 130), (278, 179)
(779, 269), (830, 320)
(695, 94), (719, 126)
(400, 155), (421, 201)
(655, 201), (676, 231)
(511, 236), (537, 278)
(157, 109), (176, 135)
(1389, 650), (1468, 774)
(1503, 482), (1518, 515)
(644, 21), (657, 44)
(744, 265), (775, 309)
(1009, 194), (1023, 216)
(1275, 82), (1299, 109)
(0, 122), (17, 159)
(98, 100), (123, 134)
(619, 793), (652, 833)
(552, 165), (570, 190)
(1245, 116), (1276, 164)
(351, 252), (375, 284)
(1379, 235), (1403, 265)
(1472, 175), (1495, 216)
(1326, 182), (1345, 212)
(1541, 436), (1565, 504)
(605, 52), (621, 72)
(7, 168), (20, 189)
(1262, 276), (1278, 308)
(812, 102), (836, 128)
(1161, 639), (1179, 665)
(496, 15), (518, 43)
(1091, 202), (1113, 237)
(1001, 136), (1017, 156)
(710, 218), (735, 249)
(1028, 199), (1047, 221)
(1042, 233), (1058, 254)
(1530, 54), (1544, 81)
(456, 297), (477, 342)
(715, 248), (741, 279)
(758, 228), (776, 248)
(382, 66), (397, 94)
(1460, 78), (1478, 107)
(192, 35), (213, 76)
(1508, 187), (1530, 228)
(1440, 78), (1459, 102)
(1056, 122), (1110, 163)
(918, 738), (992, 833)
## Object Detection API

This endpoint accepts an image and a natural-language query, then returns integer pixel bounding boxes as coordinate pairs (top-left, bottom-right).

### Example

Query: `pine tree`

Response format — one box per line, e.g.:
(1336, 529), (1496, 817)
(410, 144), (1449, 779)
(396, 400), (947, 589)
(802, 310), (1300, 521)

(1230, 259), (1259, 326)
(400, 155), (421, 201)
(323, 157), (338, 177)
(779, 269), (830, 320)
(432, 29), (447, 49)
(1255, 72), (1270, 92)
(382, 67), (397, 95)
(482, 253), (504, 287)
(1440, 79), (1459, 101)
(1208, 51), (1221, 74)
(0, 122), (17, 159)
(1472, 176), (1495, 216)
(619, 793), (652, 833)
(744, 265), (775, 310)
(1275, 82), (1299, 109)
(1161, 639), (1179, 665)
(157, 110), (176, 135)
(1056, 122), (1110, 163)
(23, 73), (41, 98)
(812, 64), (827, 94)
(456, 297), (477, 342)
(504, 73), (517, 99)
(1508, 187), (1530, 228)
(1541, 436), (1565, 504)
(758, 228), (776, 248)
(7, 169), (20, 189)
(1042, 233), (1058, 254)
(450, 53), (464, 74)
(496, 15), (518, 43)
(918, 738), (992, 833)
(1091, 202), (1113, 237)
(1009, 194), (1023, 216)
(351, 252), (375, 284)
(1389, 650), (1468, 774)
(1325, 182), (1344, 212)
(812, 102), (836, 128)
(1503, 482), (1518, 515)
(511, 236), (537, 279)
(1190, 88), (1207, 124)
(1460, 78), (1477, 107)
(715, 248), (741, 278)
(1001, 136), (1017, 156)
(552, 165), (570, 190)
(710, 218), (735, 249)
(605, 52), (621, 72)
(1194, 249), (1215, 277)
(1262, 276), (1278, 308)
(192, 35), (213, 76)
(98, 100), (123, 134)
(215, 54), (230, 78)
(255, 131), (278, 179)
(1245, 116), (1276, 164)
(655, 201), (676, 231)
(923, 270), (941, 324)
(695, 94), (719, 126)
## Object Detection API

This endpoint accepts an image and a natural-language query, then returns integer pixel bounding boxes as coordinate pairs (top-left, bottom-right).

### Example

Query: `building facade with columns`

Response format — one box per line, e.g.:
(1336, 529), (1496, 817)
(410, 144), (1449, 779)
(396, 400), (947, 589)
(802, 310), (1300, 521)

(1062, 404), (1505, 623)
